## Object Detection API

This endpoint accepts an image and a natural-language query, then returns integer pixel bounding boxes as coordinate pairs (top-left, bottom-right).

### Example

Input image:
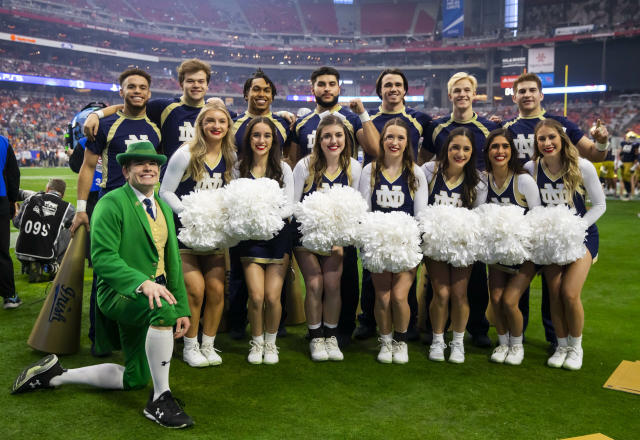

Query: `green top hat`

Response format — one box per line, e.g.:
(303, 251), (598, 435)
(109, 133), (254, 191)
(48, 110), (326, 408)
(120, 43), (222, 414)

(116, 141), (167, 166)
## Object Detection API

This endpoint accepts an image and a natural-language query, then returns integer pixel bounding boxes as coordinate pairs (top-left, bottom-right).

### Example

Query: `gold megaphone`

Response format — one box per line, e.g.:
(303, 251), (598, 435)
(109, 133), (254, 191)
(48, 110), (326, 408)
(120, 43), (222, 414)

(28, 225), (87, 354)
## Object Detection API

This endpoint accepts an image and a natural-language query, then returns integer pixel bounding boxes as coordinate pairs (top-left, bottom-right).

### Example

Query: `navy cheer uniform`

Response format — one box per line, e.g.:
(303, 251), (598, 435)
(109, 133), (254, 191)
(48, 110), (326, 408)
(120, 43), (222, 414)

(503, 110), (584, 164)
(235, 164), (294, 263)
(528, 158), (601, 260)
(292, 156), (362, 338)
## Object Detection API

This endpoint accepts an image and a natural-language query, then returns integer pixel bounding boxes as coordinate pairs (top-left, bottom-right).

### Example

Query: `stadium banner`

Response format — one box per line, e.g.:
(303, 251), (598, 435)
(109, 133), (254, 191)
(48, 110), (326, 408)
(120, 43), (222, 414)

(554, 24), (594, 36)
(502, 56), (526, 68)
(501, 73), (554, 88)
(527, 47), (554, 73)
(0, 32), (159, 62)
(442, 0), (464, 38)
(0, 72), (119, 92)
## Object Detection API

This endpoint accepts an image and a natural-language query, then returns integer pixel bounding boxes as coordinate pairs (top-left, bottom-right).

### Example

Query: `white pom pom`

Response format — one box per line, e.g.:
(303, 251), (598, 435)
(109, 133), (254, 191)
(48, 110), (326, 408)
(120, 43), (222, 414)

(418, 205), (482, 267)
(178, 189), (237, 251)
(474, 204), (532, 265)
(357, 211), (423, 273)
(526, 205), (587, 265)
(222, 177), (291, 241)
(294, 185), (368, 253)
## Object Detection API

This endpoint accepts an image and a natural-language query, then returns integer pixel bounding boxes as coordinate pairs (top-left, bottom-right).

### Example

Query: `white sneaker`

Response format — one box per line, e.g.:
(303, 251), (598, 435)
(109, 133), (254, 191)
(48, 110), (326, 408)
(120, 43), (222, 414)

(562, 346), (583, 371)
(428, 341), (446, 362)
(448, 340), (465, 364)
(504, 344), (524, 365)
(490, 344), (509, 363)
(310, 338), (329, 362)
(200, 343), (222, 366)
(247, 340), (264, 365)
(325, 336), (344, 361)
(377, 338), (393, 364)
(263, 342), (279, 365)
(183, 343), (209, 368)
(547, 345), (569, 368)
(392, 341), (409, 364)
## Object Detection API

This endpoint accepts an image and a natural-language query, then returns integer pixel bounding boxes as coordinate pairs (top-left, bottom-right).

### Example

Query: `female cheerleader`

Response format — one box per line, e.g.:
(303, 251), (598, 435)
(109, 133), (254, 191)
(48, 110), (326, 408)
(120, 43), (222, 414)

(480, 128), (541, 365)
(421, 126), (486, 364)
(525, 119), (606, 370)
(159, 102), (236, 367)
(292, 114), (362, 362)
(235, 117), (294, 365)
(358, 118), (427, 364)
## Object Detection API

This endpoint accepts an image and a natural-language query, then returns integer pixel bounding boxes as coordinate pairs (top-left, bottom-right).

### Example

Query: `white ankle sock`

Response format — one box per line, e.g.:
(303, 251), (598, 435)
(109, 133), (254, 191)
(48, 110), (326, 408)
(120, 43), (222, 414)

(557, 337), (568, 347)
(183, 335), (198, 349)
(452, 331), (465, 344)
(433, 332), (444, 344)
(510, 335), (523, 345)
(145, 327), (174, 400)
(201, 334), (215, 347)
(497, 333), (509, 346)
(264, 332), (277, 344)
(50, 364), (124, 389)
(324, 322), (338, 329)
(569, 334), (582, 348)
(380, 333), (392, 343)
(308, 323), (321, 330)
(253, 334), (265, 345)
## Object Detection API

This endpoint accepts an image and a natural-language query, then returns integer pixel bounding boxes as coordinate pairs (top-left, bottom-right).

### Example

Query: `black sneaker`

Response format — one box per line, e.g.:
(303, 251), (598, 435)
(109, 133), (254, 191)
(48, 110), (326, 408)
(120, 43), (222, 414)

(12, 354), (64, 394)
(353, 324), (376, 340)
(471, 333), (492, 348)
(3, 294), (22, 310)
(143, 390), (194, 429)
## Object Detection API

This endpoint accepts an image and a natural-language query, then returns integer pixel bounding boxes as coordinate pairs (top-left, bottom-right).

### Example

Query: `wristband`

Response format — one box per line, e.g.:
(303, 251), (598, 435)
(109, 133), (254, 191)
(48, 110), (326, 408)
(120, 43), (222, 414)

(595, 141), (609, 152)
(359, 111), (371, 123)
(94, 110), (105, 119)
(76, 200), (87, 212)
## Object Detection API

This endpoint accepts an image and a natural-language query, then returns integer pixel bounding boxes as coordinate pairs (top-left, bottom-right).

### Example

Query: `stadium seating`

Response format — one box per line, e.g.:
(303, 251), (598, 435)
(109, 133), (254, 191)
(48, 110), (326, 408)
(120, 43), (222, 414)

(360, 1), (416, 35)
(300, 0), (339, 35)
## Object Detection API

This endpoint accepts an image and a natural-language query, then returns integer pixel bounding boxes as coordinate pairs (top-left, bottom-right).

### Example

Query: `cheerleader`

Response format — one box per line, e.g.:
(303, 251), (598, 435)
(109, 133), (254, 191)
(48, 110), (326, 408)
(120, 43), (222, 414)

(480, 128), (541, 365)
(159, 102), (236, 367)
(292, 114), (362, 362)
(358, 118), (428, 364)
(421, 127), (486, 363)
(235, 117), (294, 365)
(524, 119), (606, 370)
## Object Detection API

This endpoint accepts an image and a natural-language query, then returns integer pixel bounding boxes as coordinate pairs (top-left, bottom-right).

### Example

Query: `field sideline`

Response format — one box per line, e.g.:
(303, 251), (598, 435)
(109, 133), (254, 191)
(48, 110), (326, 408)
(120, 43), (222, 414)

(2, 168), (639, 439)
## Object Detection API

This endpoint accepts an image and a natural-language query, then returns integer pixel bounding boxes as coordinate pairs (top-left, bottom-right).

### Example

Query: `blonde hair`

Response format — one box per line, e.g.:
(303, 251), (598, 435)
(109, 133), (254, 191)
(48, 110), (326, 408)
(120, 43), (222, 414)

(186, 102), (236, 184)
(533, 119), (583, 204)
(304, 115), (353, 192)
(447, 72), (477, 95)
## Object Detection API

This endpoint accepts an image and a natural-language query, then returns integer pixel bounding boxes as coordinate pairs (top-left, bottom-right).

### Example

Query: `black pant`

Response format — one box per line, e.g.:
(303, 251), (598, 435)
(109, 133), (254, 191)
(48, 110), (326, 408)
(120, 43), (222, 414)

(540, 273), (557, 344)
(357, 268), (418, 330)
(0, 214), (16, 298)
(337, 246), (360, 336)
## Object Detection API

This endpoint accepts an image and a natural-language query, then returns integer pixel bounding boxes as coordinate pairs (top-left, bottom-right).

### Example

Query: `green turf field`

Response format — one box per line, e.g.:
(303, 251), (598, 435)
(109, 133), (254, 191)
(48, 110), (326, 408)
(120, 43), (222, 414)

(3, 168), (639, 439)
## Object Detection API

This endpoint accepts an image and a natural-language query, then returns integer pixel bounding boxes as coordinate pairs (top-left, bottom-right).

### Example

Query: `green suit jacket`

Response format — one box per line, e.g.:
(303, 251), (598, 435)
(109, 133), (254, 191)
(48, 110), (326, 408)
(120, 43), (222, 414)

(90, 183), (189, 351)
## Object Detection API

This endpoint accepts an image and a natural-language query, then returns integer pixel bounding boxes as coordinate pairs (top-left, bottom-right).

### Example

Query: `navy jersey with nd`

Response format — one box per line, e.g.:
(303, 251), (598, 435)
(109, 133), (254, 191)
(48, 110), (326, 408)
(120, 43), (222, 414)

(86, 111), (161, 192)
(371, 168), (415, 215)
(503, 111), (584, 164)
(427, 171), (465, 207)
(232, 112), (290, 155)
(371, 105), (431, 162)
(487, 173), (529, 209)
(146, 97), (203, 160)
(293, 106), (362, 160)
(424, 112), (498, 170)
(302, 167), (351, 199)
(620, 140), (639, 163)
